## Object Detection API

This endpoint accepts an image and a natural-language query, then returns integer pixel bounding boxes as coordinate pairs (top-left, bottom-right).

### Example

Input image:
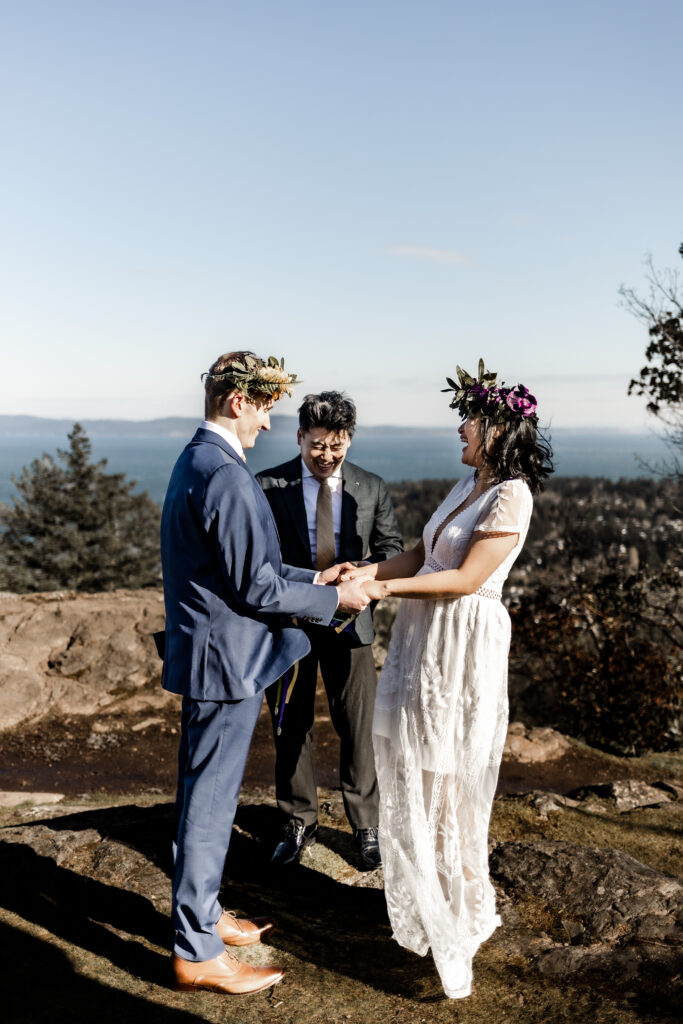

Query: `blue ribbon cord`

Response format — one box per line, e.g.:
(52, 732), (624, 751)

(273, 614), (356, 733)
(330, 614), (356, 634)
(274, 661), (299, 735)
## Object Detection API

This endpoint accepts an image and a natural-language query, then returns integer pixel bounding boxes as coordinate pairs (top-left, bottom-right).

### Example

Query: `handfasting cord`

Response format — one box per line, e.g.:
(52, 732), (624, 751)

(330, 613), (357, 634)
(273, 662), (299, 736)
(272, 614), (358, 732)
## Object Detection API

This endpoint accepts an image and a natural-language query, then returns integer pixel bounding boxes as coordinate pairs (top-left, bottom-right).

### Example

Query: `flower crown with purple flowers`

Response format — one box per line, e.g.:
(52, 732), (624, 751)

(442, 359), (538, 423)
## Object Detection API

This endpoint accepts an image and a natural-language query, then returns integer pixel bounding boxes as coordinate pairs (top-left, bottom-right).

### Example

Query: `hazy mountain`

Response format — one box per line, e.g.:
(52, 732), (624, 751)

(0, 414), (443, 438)
(0, 414), (647, 439)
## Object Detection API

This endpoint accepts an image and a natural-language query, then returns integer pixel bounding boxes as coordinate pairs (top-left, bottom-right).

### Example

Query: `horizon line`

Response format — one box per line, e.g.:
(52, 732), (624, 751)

(0, 412), (661, 437)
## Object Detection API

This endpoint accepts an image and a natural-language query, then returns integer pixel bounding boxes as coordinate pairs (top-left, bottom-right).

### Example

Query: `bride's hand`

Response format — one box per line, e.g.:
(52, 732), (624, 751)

(362, 579), (386, 601)
(340, 563), (374, 581)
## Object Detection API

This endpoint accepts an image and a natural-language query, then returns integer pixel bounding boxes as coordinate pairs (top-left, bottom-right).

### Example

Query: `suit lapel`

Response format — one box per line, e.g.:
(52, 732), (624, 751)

(340, 462), (361, 556)
(281, 458), (312, 560)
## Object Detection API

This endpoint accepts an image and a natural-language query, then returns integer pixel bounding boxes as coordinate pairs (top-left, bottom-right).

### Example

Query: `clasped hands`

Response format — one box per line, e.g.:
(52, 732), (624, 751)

(317, 561), (385, 612)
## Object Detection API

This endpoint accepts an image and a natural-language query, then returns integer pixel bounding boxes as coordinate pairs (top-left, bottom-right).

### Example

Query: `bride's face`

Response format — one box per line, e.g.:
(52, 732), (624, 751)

(458, 416), (485, 468)
(459, 415), (506, 470)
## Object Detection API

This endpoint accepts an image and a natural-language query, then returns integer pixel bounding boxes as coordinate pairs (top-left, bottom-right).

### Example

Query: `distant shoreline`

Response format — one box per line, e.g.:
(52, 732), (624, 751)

(0, 419), (670, 504)
(0, 413), (661, 439)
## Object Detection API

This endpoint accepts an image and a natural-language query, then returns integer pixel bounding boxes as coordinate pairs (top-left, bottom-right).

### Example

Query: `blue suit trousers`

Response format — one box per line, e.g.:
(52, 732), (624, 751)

(172, 693), (263, 961)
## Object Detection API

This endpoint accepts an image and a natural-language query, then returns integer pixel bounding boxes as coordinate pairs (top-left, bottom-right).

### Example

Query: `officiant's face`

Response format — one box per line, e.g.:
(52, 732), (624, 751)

(298, 427), (351, 480)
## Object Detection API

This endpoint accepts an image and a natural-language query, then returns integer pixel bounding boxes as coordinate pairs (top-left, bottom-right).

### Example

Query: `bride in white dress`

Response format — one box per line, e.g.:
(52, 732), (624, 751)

(343, 362), (553, 998)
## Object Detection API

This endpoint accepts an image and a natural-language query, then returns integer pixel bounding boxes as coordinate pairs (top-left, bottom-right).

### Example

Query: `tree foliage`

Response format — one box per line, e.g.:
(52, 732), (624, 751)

(509, 561), (682, 754)
(507, 472), (682, 754)
(388, 475), (682, 753)
(0, 424), (161, 592)
(622, 244), (683, 438)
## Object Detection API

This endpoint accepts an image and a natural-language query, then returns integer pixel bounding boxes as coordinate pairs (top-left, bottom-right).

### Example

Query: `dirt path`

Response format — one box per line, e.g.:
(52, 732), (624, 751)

(0, 684), (676, 801)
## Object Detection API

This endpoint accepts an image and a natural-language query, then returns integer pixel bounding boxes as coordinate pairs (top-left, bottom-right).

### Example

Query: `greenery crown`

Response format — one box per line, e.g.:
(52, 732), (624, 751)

(201, 355), (299, 399)
(442, 358), (538, 423)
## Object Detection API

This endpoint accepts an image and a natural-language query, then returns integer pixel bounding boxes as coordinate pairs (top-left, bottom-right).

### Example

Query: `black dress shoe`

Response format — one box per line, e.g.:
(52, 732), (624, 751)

(270, 821), (318, 867)
(355, 827), (381, 869)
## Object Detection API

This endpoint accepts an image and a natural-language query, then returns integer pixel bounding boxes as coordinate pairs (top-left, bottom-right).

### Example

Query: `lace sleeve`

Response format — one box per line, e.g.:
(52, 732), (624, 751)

(474, 479), (532, 535)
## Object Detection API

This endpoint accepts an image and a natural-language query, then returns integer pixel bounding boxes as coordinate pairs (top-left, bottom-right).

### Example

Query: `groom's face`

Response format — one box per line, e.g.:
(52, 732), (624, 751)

(239, 396), (275, 448)
(298, 427), (351, 481)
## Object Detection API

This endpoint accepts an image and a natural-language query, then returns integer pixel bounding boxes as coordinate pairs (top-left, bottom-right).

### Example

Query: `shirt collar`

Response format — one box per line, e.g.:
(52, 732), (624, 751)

(200, 419), (245, 461)
(300, 456), (343, 482)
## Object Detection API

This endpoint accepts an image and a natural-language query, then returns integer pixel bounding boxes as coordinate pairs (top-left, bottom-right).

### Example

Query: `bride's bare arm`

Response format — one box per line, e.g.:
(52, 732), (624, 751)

(363, 532), (517, 600)
(342, 540), (425, 582)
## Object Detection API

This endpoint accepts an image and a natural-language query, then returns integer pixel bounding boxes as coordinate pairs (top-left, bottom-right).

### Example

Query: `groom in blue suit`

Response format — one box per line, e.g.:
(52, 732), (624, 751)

(161, 351), (369, 995)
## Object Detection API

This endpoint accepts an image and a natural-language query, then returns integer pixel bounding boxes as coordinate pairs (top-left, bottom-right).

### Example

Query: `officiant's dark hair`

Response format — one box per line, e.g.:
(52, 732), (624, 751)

(298, 391), (357, 437)
(478, 417), (554, 495)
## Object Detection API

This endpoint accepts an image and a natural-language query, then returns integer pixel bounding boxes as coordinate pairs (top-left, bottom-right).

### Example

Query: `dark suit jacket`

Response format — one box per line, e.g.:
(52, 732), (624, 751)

(160, 429), (338, 701)
(256, 457), (403, 645)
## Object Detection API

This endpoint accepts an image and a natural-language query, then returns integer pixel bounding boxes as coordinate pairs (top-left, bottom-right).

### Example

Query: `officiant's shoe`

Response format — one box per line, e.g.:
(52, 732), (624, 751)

(172, 950), (284, 995)
(216, 909), (277, 946)
(270, 820), (318, 867)
(355, 827), (381, 869)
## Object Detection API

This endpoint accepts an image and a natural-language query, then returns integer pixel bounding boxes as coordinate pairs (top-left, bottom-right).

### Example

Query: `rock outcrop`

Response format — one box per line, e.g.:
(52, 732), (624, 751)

(491, 840), (683, 947)
(490, 839), (683, 993)
(0, 589), (168, 729)
(503, 721), (572, 763)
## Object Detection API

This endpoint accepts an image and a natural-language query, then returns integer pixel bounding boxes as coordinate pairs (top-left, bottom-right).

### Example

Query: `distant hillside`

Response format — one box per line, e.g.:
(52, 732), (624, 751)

(0, 415), (217, 437)
(0, 414), (430, 438)
(0, 414), (655, 439)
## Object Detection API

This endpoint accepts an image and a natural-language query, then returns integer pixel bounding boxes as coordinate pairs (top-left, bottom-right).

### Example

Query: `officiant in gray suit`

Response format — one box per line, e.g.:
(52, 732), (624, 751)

(256, 392), (403, 869)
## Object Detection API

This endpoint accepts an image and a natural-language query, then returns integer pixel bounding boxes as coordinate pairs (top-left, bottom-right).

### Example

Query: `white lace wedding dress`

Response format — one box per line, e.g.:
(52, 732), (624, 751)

(372, 474), (533, 998)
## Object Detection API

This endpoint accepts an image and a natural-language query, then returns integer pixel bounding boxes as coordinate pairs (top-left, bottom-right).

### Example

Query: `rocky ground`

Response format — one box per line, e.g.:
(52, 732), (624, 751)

(0, 589), (681, 1023)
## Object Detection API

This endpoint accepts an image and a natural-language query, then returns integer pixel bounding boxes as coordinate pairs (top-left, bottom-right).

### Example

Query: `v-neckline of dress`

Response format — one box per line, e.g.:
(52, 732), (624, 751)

(430, 477), (496, 552)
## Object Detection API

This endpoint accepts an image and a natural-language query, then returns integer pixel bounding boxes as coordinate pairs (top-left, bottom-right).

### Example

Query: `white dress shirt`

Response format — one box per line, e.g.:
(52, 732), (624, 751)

(200, 419), (245, 461)
(301, 458), (343, 563)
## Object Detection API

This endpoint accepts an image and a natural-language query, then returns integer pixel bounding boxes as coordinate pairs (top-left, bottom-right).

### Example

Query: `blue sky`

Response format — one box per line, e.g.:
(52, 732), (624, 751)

(1, 0), (681, 430)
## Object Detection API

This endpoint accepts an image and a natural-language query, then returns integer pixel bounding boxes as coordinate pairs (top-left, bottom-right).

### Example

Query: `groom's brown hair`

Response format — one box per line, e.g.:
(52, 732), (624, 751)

(204, 350), (257, 418)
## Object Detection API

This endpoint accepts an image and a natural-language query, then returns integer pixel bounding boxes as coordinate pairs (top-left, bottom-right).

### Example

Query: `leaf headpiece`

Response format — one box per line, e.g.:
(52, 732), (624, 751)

(201, 355), (299, 400)
(442, 358), (537, 422)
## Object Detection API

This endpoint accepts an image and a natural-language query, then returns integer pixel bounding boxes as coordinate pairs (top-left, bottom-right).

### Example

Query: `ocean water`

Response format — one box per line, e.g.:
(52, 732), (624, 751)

(0, 427), (671, 506)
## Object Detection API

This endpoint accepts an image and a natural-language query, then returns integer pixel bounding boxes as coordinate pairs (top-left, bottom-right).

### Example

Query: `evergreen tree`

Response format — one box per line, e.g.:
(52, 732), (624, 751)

(0, 424), (161, 592)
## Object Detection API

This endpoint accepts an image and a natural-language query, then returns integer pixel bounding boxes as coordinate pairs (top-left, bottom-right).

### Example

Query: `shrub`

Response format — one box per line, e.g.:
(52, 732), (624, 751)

(509, 563), (682, 754)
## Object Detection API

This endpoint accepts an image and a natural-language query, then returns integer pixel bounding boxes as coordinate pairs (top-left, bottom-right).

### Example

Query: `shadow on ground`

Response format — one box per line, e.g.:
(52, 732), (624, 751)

(0, 800), (431, 1005)
(0, 922), (206, 1024)
(1, 793), (681, 1024)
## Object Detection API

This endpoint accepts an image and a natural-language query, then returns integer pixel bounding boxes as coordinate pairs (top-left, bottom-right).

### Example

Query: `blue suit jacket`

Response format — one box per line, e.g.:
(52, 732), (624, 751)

(160, 428), (339, 701)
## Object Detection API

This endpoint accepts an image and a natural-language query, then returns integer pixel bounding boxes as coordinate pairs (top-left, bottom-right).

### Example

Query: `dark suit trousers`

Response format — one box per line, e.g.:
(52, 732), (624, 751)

(172, 693), (263, 962)
(266, 629), (379, 830)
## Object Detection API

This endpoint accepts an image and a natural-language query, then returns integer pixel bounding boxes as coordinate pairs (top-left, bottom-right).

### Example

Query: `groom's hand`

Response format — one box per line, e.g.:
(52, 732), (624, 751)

(339, 564), (373, 581)
(336, 579), (371, 614)
(316, 562), (356, 585)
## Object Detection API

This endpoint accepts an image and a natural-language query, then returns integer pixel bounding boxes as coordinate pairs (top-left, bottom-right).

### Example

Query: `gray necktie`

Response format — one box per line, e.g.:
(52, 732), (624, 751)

(315, 479), (336, 570)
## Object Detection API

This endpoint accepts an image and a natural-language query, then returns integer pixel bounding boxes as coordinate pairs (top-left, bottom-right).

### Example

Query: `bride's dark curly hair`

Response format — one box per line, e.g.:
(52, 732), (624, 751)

(478, 415), (554, 494)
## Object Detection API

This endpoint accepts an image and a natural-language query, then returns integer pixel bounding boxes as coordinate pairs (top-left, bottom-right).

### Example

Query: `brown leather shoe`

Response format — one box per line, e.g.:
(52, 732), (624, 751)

(215, 909), (277, 946)
(172, 950), (284, 995)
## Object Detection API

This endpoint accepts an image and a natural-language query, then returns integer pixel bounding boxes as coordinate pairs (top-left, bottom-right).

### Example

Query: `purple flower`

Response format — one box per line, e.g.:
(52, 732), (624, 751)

(467, 384), (499, 410)
(464, 380), (537, 419)
(506, 385), (537, 417)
